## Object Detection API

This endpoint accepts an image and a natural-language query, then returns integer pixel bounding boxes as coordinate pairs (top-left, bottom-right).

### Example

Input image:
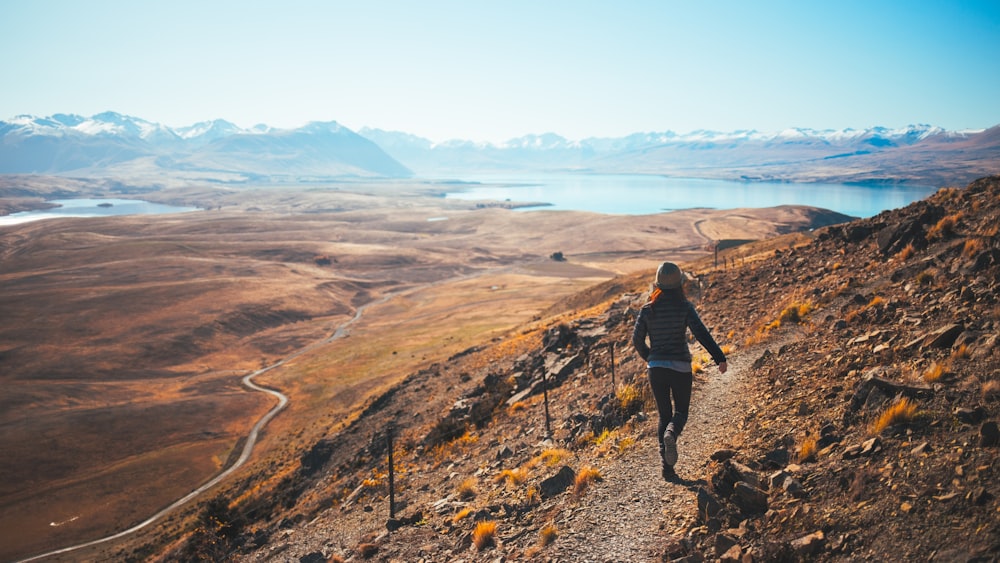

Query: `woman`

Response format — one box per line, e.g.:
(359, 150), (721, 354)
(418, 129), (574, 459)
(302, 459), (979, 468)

(631, 261), (727, 481)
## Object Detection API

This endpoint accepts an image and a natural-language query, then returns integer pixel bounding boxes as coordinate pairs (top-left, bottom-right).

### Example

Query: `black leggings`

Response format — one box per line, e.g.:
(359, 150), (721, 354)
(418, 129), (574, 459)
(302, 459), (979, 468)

(648, 367), (693, 441)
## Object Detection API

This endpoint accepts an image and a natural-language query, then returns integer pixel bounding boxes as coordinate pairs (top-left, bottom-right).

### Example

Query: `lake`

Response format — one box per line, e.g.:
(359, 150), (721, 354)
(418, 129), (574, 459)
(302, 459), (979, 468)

(0, 198), (199, 226)
(443, 174), (940, 218)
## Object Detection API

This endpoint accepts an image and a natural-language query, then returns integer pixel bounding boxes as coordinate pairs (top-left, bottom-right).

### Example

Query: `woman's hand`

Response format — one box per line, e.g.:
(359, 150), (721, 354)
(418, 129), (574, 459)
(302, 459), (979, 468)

(718, 361), (728, 374)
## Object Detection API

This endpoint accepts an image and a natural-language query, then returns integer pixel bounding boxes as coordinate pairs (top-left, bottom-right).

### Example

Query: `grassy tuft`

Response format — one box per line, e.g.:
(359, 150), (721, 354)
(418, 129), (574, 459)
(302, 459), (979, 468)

(573, 465), (603, 496)
(539, 524), (559, 546)
(923, 361), (946, 383)
(963, 237), (985, 258)
(453, 507), (473, 524)
(494, 467), (529, 487)
(895, 242), (916, 261)
(869, 397), (919, 435)
(456, 477), (478, 500)
(927, 212), (963, 240)
(951, 344), (970, 361)
(473, 520), (497, 551)
(916, 270), (934, 285)
(798, 436), (818, 462)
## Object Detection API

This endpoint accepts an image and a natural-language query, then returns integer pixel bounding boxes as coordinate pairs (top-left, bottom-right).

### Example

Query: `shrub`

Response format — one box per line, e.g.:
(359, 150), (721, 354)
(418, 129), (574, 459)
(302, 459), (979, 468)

(927, 212), (963, 240)
(869, 397), (919, 435)
(615, 382), (642, 412)
(895, 243), (915, 261)
(797, 436), (818, 462)
(494, 467), (529, 487)
(539, 524), (559, 546)
(951, 344), (970, 361)
(923, 362), (946, 383)
(533, 448), (572, 467)
(453, 507), (472, 524)
(963, 238), (985, 258)
(456, 477), (478, 500)
(573, 466), (603, 496)
(473, 520), (497, 550)
(524, 485), (540, 505)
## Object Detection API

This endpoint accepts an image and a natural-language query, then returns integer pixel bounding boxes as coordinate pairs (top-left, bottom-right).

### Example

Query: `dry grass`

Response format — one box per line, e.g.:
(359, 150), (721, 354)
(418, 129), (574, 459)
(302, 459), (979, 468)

(473, 520), (497, 551)
(869, 397), (919, 435)
(531, 448), (573, 468)
(927, 212), (963, 240)
(916, 270), (935, 285)
(923, 362), (947, 383)
(539, 524), (559, 546)
(453, 507), (473, 524)
(615, 382), (642, 412)
(507, 401), (527, 415)
(951, 344), (970, 361)
(798, 436), (818, 463)
(963, 237), (986, 258)
(494, 467), (529, 487)
(747, 299), (814, 344)
(456, 477), (478, 500)
(573, 466), (603, 496)
(895, 242), (916, 261)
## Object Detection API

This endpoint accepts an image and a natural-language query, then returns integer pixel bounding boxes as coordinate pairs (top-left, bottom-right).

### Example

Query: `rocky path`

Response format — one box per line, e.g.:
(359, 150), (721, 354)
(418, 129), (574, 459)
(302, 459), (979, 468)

(544, 341), (766, 562)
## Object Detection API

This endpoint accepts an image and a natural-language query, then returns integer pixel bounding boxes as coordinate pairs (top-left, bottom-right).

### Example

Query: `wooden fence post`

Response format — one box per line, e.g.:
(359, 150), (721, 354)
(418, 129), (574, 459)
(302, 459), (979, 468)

(386, 427), (396, 519)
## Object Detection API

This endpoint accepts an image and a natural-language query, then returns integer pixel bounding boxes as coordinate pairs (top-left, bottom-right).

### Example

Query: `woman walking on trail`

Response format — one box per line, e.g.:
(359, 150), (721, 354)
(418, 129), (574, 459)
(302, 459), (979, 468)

(632, 262), (728, 481)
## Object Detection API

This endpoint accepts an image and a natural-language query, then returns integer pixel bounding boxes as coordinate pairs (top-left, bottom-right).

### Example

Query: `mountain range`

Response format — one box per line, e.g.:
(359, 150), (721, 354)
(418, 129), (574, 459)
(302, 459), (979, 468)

(2, 112), (998, 185)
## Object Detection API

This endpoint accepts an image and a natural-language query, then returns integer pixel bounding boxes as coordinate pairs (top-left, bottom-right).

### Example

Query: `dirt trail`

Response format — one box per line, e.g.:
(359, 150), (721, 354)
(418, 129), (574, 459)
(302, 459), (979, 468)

(544, 340), (770, 561)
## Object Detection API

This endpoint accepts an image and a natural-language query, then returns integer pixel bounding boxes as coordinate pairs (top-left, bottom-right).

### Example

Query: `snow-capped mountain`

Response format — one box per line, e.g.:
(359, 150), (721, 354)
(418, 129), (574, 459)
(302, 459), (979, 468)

(356, 124), (997, 184)
(0, 113), (412, 178)
(1, 113), (996, 184)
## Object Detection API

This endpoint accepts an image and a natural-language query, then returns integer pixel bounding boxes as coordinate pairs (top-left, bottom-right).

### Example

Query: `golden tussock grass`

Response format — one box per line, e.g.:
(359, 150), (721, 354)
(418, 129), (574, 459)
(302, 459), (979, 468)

(916, 270), (935, 285)
(507, 401), (527, 415)
(869, 397), (919, 435)
(473, 520), (497, 550)
(615, 382), (642, 411)
(927, 211), (964, 240)
(963, 238), (986, 258)
(456, 477), (478, 500)
(452, 507), (473, 523)
(923, 361), (947, 383)
(951, 344), (970, 361)
(531, 448), (572, 468)
(895, 242), (916, 261)
(746, 299), (814, 345)
(798, 436), (818, 463)
(524, 485), (540, 505)
(494, 467), (529, 487)
(539, 524), (559, 546)
(573, 465), (603, 496)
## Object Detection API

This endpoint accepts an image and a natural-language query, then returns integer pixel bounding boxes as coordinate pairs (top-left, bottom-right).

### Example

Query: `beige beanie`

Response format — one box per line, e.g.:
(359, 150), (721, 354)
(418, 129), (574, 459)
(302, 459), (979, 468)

(655, 261), (683, 289)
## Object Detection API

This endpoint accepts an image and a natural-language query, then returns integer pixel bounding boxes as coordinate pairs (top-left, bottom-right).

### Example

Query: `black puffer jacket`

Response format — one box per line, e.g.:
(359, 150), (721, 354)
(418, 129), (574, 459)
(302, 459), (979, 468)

(632, 296), (726, 365)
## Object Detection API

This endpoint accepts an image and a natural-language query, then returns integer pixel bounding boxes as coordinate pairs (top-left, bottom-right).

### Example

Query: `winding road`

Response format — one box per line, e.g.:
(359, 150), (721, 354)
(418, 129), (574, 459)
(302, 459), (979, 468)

(17, 295), (393, 562)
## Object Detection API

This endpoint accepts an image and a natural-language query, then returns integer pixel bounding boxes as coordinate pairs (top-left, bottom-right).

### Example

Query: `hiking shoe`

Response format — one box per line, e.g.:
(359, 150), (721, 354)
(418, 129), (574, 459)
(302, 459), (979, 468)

(661, 464), (677, 482)
(663, 431), (678, 466)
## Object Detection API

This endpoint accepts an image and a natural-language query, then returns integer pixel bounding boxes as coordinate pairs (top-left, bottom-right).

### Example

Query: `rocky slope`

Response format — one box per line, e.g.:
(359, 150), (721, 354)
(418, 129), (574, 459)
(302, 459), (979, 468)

(138, 176), (999, 562)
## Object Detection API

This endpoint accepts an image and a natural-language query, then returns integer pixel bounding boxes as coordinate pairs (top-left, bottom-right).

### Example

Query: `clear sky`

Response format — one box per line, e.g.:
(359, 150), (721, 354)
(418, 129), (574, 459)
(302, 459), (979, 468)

(2, 0), (998, 143)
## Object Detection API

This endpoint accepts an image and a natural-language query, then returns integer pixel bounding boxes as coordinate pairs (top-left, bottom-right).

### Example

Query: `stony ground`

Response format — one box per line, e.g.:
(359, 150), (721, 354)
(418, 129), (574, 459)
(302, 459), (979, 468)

(143, 176), (999, 563)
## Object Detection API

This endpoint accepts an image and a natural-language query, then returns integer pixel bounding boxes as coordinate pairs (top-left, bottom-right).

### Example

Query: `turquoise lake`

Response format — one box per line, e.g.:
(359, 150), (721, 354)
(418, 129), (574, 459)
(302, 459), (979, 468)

(443, 174), (940, 218)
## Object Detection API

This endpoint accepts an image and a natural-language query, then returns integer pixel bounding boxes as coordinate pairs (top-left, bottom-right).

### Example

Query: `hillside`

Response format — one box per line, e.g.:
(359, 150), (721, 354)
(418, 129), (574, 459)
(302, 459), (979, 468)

(96, 176), (999, 562)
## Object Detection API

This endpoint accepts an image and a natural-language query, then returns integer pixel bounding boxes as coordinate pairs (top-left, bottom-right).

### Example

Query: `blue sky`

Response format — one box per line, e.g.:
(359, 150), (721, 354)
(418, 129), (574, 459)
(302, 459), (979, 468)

(2, 0), (998, 143)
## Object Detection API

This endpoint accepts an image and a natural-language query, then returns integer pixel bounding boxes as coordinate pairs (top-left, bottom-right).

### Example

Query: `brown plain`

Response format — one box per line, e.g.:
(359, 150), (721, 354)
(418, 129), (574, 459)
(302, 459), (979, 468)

(0, 179), (843, 560)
